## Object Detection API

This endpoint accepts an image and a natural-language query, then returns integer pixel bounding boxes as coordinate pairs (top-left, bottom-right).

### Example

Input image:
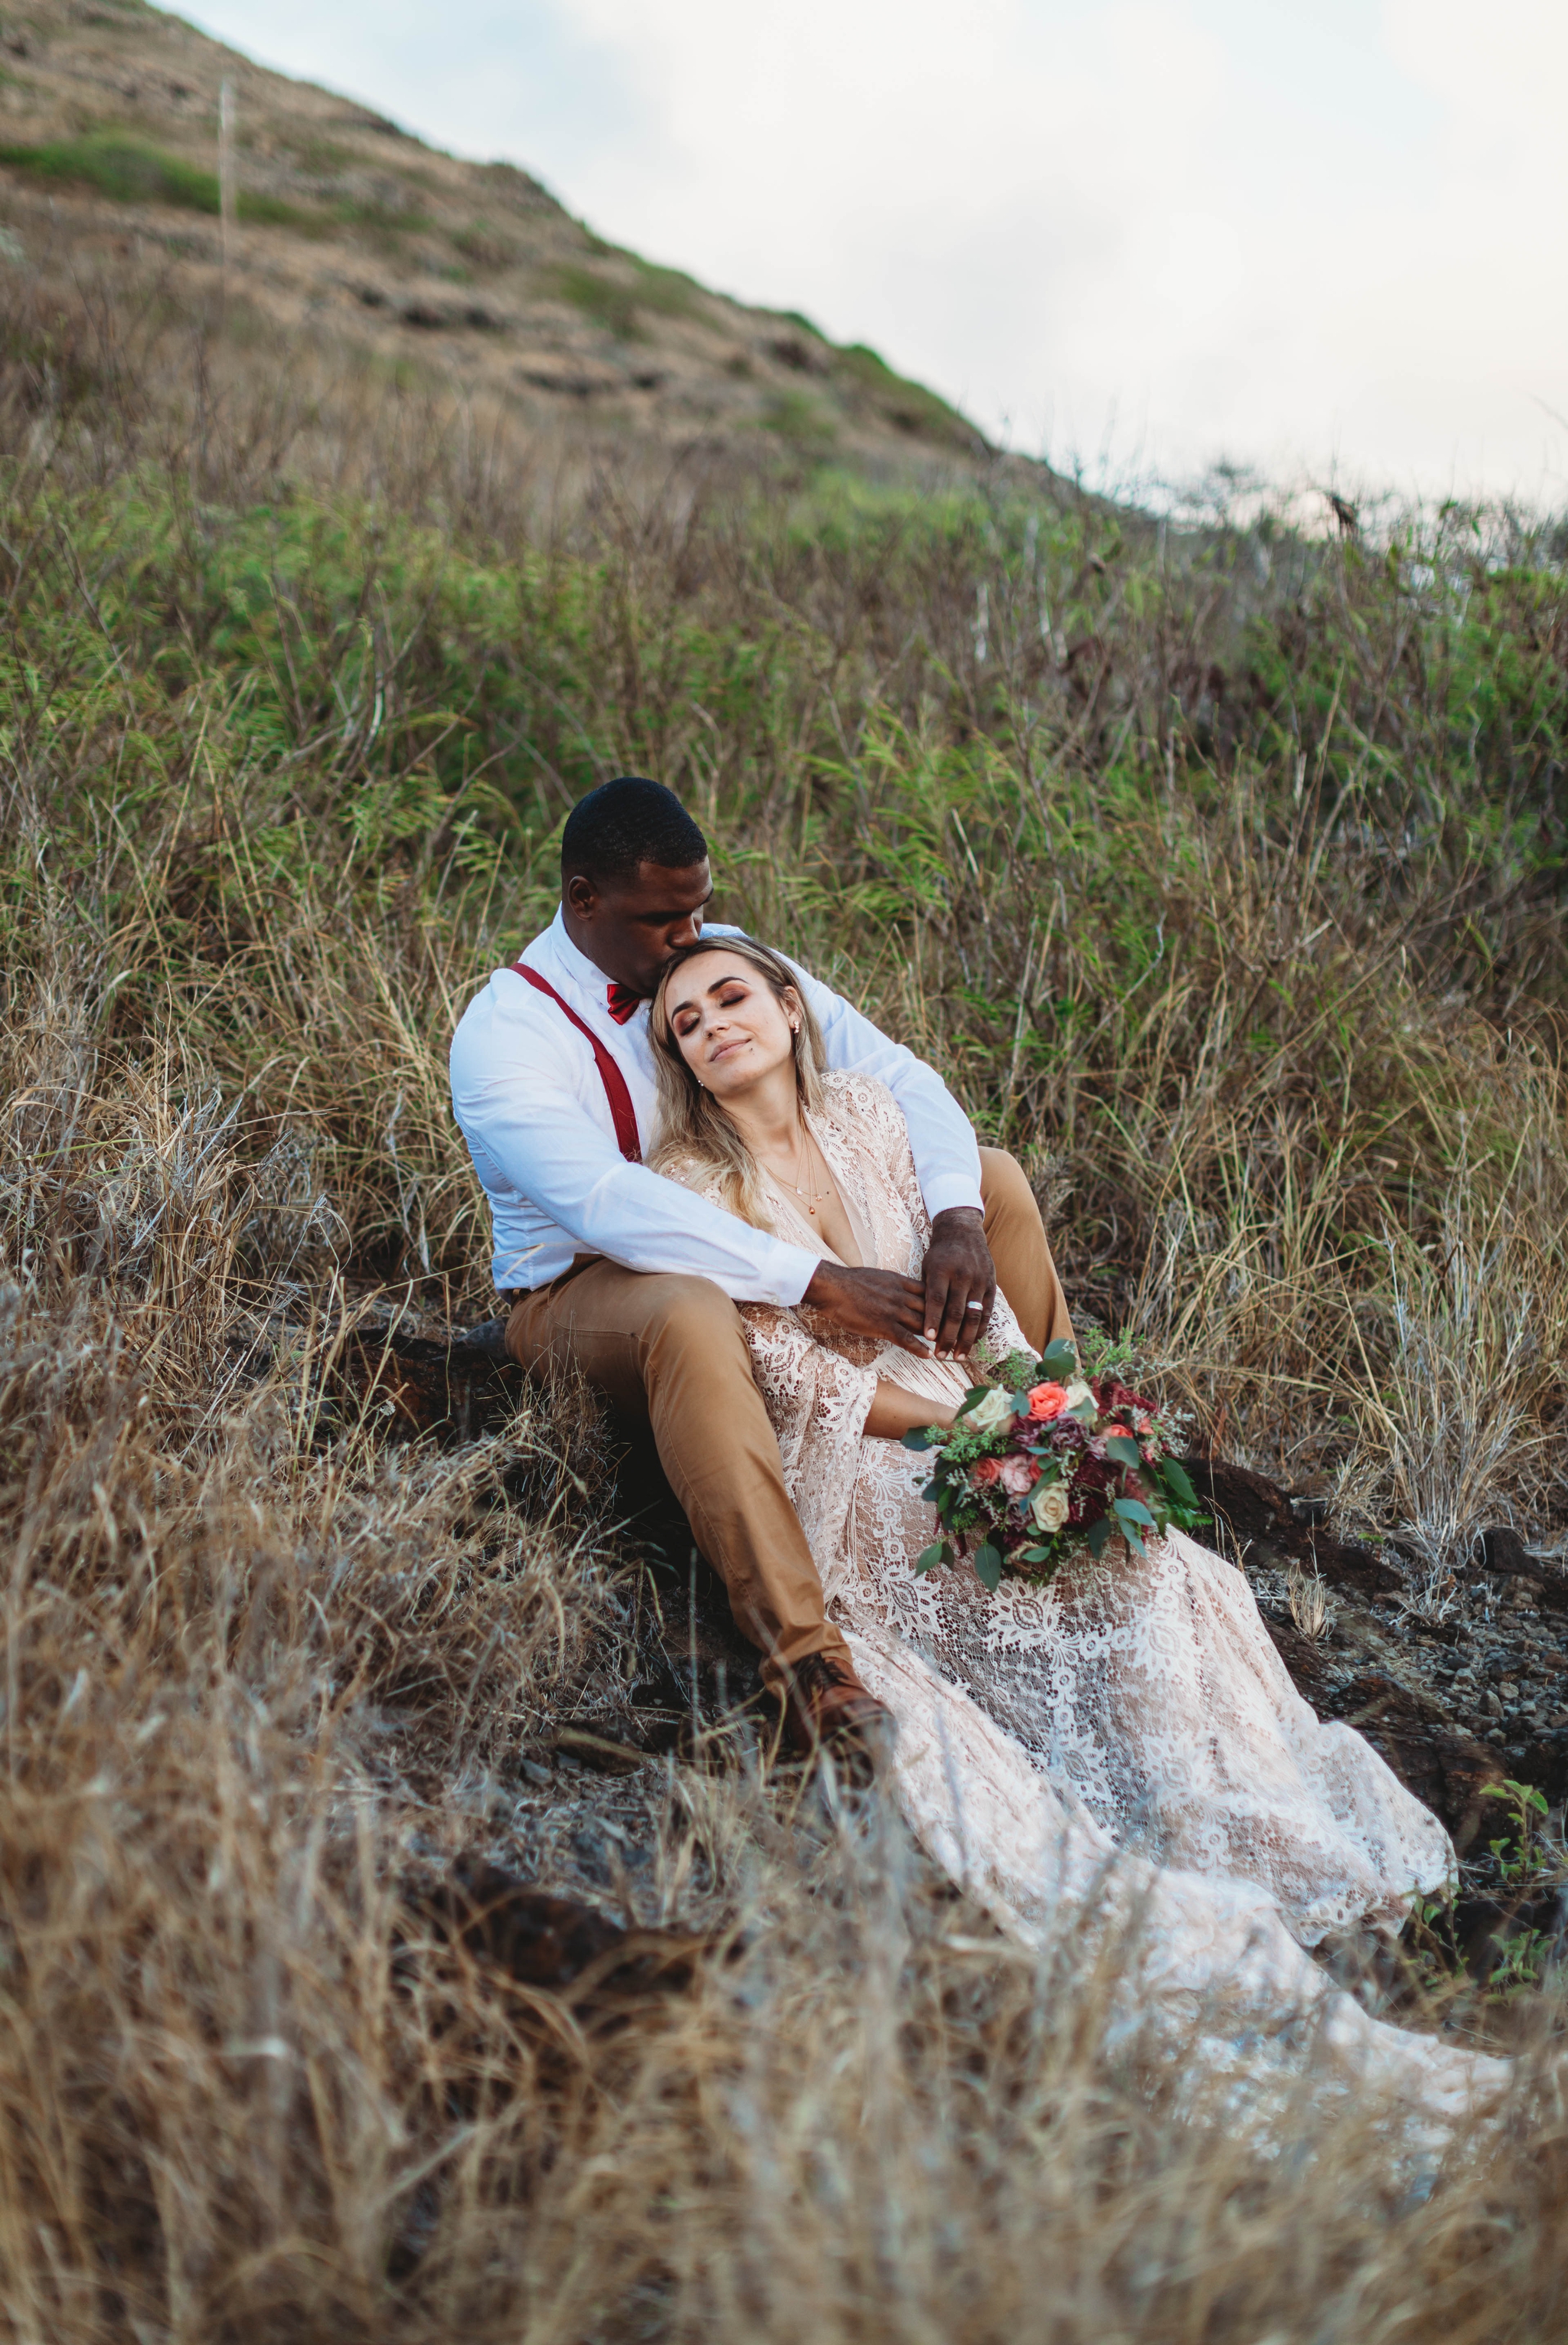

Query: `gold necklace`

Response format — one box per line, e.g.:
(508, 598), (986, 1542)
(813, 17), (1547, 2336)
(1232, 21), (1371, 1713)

(791, 1122), (835, 1217)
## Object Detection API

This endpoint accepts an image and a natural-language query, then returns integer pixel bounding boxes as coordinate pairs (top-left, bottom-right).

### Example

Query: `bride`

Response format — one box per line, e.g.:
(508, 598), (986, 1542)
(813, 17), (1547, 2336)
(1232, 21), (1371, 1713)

(647, 934), (1512, 2138)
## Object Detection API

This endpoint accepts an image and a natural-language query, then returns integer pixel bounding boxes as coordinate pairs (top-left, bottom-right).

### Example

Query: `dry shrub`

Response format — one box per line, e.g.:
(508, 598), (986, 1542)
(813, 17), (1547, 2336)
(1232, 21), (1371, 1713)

(1331, 1099), (1568, 1566)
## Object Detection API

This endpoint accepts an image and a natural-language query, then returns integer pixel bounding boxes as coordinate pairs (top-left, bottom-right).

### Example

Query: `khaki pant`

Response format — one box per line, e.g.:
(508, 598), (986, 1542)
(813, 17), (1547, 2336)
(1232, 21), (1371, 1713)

(505, 1148), (1070, 1689)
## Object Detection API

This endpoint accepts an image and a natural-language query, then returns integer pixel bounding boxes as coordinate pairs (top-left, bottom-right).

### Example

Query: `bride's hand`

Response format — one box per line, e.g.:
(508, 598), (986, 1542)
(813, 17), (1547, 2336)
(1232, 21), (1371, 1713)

(802, 1261), (932, 1356)
(922, 1207), (997, 1357)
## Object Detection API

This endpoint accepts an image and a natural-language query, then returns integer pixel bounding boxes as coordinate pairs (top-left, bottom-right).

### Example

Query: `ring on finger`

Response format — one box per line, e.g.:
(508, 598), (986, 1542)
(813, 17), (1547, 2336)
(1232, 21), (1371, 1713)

(964, 1300), (984, 1311)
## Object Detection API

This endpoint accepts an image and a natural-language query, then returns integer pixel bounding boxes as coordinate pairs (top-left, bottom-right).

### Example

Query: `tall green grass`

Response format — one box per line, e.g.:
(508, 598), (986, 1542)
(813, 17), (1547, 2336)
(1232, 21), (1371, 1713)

(5, 426), (1563, 1522)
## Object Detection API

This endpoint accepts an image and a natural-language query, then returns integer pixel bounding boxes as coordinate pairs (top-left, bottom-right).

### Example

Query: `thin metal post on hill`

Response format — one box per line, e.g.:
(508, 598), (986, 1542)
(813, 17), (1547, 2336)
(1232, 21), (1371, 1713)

(217, 78), (235, 280)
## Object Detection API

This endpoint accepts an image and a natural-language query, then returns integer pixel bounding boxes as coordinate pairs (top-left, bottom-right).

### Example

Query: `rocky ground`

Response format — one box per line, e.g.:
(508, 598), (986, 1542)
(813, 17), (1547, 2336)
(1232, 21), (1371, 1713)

(348, 1292), (1568, 2020)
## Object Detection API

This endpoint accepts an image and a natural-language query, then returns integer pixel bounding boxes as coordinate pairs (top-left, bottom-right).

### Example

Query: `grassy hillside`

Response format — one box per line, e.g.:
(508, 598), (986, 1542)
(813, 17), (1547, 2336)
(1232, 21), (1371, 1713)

(0, 0), (991, 476)
(2, 166), (1568, 2345)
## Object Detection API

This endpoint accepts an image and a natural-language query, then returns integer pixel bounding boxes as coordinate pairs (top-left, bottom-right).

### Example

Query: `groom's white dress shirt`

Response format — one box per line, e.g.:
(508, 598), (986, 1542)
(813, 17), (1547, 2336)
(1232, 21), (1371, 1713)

(449, 909), (985, 1302)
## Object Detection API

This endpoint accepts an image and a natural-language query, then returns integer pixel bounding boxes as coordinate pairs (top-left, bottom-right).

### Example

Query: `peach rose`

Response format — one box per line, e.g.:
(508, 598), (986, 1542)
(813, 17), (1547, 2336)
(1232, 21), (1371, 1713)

(970, 1456), (1003, 1485)
(1025, 1381), (1070, 1421)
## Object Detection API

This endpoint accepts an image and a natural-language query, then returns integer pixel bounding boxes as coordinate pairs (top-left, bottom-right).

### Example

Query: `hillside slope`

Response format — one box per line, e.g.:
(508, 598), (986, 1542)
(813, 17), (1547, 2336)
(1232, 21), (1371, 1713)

(0, 0), (994, 473)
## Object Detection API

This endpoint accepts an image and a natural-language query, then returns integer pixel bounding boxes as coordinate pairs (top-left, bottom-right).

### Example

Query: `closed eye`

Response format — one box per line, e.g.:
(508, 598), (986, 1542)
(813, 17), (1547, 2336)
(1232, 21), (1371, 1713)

(670, 977), (753, 1038)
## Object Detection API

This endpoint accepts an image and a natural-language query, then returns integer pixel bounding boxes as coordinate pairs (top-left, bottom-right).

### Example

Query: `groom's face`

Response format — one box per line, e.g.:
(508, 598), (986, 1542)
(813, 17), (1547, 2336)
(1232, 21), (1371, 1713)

(563, 857), (713, 994)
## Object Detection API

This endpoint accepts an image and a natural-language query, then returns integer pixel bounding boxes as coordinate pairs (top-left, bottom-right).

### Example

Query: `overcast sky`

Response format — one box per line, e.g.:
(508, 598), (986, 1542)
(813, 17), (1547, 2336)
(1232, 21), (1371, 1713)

(182, 0), (1567, 505)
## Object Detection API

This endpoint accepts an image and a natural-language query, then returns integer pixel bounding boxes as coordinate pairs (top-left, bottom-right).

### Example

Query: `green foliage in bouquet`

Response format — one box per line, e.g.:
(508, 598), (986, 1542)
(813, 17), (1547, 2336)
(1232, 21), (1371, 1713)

(903, 1341), (1208, 1591)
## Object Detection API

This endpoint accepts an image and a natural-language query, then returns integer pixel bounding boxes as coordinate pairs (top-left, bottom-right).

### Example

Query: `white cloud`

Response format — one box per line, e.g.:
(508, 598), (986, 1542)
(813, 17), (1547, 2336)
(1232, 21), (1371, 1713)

(182, 0), (1568, 502)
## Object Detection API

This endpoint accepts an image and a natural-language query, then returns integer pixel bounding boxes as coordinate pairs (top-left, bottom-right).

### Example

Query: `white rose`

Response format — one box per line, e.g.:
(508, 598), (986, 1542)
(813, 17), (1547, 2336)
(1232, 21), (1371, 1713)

(1063, 1380), (1093, 1411)
(1030, 1478), (1070, 1533)
(965, 1386), (1015, 1438)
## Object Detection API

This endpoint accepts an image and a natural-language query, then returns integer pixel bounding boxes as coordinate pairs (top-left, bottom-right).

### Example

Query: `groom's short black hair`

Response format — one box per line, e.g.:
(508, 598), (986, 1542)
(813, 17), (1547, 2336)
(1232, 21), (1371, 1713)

(561, 776), (707, 886)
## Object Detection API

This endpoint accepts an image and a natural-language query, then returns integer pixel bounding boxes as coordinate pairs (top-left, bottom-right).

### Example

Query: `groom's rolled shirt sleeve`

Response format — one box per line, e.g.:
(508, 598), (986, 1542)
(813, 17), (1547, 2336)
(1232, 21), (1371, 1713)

(787, 963), (986, 1217)
(451, 1028), (821, 1305)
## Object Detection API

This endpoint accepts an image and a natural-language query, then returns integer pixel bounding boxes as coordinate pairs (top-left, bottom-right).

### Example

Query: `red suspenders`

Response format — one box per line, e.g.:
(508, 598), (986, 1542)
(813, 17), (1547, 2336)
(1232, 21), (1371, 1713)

(511, 960), (643, 1164)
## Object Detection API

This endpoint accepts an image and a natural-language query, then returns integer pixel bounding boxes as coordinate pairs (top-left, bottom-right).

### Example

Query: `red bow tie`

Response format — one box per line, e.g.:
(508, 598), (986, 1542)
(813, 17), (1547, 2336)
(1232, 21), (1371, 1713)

(606, 983), (645, 1025)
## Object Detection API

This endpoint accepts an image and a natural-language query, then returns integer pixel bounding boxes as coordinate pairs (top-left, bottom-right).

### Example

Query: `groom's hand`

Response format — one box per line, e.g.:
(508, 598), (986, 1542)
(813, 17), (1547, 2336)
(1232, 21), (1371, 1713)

(802, 1261), (932, 1356)
(922, 1207), (996, 1358)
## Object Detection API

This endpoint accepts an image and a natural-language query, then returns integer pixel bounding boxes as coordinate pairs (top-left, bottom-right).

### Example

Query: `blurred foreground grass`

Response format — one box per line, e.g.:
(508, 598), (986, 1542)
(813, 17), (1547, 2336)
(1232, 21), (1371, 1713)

(2, 269), (1566, 2337)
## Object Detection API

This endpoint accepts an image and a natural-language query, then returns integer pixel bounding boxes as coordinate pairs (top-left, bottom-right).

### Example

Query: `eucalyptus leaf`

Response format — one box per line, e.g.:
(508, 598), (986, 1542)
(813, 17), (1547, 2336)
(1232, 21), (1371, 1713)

(1086, 1515), (1112, 1559)
(956, 1386), (990, 1416)
(1040, 1340), (1077, 1377)
(974, 1543), (1003, 1591)
(1104, 1435), (1144, 1470)
(914, 1542), (946, 1575)
(1113, 1497), (1156, 1527)
(901, 1427), (935, 1452)
(1160, 1458), (1199, 1508)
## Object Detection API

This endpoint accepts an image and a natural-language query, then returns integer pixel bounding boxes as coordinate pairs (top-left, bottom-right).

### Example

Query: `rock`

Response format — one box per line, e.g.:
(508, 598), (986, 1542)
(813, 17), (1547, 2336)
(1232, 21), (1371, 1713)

(769, 333), (828, 375)
(1479, 1524), (1538, 1578)
(428, 1861), (705, 1999)
(341, 1298), (518, 1441)
(398, 298), (510, 332)
(1262, 1621), (1504, 1850)
(1179, 1455), (1403, 1599)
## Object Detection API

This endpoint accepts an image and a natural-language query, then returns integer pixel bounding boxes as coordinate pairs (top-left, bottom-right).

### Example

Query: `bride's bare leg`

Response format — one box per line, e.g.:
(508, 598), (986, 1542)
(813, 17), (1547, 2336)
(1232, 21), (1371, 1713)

(978, 1148), (1073, 1354)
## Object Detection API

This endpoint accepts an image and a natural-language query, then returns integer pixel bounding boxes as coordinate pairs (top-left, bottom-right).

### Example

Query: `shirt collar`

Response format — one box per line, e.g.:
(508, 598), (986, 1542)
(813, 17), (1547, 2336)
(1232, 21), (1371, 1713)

(541, 904), (625, 1010)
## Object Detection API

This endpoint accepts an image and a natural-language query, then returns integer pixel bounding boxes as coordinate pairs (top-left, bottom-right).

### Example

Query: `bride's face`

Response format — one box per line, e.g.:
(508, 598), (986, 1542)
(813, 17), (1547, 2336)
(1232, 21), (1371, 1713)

(663, 949), (797, 1102)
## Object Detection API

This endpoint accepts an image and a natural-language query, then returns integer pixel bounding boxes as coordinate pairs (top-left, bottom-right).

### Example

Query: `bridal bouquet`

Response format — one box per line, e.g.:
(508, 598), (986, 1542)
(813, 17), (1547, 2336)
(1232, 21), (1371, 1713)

(903, 1341), (1207, 1589)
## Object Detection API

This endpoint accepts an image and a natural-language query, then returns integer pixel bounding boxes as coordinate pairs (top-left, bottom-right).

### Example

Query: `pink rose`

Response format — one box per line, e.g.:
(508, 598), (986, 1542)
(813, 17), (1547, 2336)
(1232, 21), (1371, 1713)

(996, 1453), (1041, 1496)
(1025, 1381), (1070, 1421)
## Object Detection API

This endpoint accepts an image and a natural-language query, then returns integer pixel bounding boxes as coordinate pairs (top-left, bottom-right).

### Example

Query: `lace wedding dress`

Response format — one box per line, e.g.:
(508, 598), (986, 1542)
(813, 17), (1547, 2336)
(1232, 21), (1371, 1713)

(665, 1071), (1511, 2140)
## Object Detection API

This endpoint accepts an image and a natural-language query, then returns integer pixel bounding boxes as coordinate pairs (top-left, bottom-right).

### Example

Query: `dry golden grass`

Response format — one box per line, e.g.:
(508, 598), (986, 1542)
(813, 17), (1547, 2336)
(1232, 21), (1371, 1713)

(1, 260), (1566, 2337)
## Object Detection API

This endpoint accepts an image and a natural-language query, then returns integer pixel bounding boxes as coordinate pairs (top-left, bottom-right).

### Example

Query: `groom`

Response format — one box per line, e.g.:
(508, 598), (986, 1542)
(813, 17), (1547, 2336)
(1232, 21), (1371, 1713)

(449, 776), (1073, 1753)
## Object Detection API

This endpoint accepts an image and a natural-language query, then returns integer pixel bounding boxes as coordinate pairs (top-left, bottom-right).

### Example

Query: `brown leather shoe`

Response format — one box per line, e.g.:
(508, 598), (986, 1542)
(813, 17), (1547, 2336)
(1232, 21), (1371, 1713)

(779, 1651), (893, 1759)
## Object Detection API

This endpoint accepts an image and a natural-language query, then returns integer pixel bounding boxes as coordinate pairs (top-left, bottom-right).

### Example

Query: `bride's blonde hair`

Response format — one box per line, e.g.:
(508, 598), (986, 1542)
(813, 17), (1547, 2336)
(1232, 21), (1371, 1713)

(648, 936), (828, 1230)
